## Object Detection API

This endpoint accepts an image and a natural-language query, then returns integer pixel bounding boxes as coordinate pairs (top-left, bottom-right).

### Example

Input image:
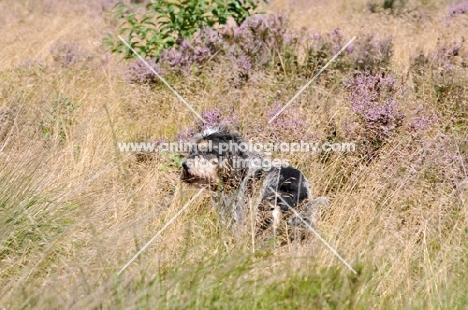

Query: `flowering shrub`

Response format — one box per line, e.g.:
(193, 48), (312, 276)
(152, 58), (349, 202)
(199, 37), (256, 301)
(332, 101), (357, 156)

(126, 58), (166, 84)
(104, 0), (268, 59)
(411, 41), (466, 87)
(410, 41), (468, 124)
(125, 27), (222, 83)
(348, 34), (393, 71)
(301, 29), (342, 73)
(221, 14), (289, 68)
(345, 72), (404, 159)
(301, 29), (393, 74)
(125, 14), (287, 84)
(159, 28), (222, 72)
(125, 14), (395, 85)
(159, 14), (289, 74)
(408, 104), (433, 133)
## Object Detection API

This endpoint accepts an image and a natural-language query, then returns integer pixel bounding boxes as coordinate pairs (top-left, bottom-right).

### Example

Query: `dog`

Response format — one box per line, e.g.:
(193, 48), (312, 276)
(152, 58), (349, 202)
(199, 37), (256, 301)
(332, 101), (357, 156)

(181, 127), (327, 242)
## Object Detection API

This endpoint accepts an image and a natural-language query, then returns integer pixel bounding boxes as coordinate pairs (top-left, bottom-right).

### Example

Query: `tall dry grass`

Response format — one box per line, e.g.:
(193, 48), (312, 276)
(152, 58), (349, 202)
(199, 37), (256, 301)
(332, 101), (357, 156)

(0, 0), (467, 309)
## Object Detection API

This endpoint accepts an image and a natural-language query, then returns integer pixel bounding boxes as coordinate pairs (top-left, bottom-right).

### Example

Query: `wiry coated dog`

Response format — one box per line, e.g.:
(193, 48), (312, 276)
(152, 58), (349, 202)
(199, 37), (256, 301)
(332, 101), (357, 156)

(181, 127), (326, 242)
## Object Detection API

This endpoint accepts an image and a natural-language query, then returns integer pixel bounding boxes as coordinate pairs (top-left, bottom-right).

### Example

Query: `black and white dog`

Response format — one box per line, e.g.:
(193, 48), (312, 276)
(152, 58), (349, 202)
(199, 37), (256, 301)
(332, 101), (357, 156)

(181, 127), (326, 241)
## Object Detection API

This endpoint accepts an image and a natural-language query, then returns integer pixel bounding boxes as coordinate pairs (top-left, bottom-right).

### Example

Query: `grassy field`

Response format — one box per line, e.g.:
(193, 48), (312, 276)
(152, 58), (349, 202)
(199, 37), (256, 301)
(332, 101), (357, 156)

(1, 0), (467, 309)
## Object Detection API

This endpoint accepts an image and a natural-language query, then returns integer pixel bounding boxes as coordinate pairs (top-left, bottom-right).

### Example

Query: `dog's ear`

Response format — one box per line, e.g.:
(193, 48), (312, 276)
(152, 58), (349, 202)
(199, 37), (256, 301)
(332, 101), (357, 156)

(204, 130), (249, 190)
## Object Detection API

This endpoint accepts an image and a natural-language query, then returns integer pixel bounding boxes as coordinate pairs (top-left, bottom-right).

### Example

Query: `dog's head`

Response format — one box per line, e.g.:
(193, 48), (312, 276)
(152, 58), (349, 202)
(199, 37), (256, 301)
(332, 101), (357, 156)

(181, 128), (252, 190)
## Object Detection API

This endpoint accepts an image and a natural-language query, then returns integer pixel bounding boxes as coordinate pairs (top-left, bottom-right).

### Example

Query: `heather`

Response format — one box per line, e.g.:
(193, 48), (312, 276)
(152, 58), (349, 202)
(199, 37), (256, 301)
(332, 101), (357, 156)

(104, 0), (269, 59)
(410, 39), (468, 125)
(345, 71), (404, 160)
(447, 0), (468, 16)
(1, 0), (468, 309)
(126, 15), (395, 85)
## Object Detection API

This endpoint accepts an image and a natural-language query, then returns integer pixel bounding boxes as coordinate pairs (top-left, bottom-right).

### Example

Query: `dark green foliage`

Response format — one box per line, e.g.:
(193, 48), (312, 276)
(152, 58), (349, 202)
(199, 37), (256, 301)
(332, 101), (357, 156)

(103, 0), (268, 58)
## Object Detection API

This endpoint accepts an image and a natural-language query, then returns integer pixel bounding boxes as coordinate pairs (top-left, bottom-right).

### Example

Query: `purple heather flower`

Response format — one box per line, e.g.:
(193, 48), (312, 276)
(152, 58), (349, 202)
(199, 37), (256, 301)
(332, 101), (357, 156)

(198, 109), (238, 130)
(254, 101), (313, 142)
(126, 57), (165, 84)
(346, 72), (404, 140)
(448, 1), (468, 16)
(410, 116), (431, 132)
(330, 28), (344, 53)
(220, 14), (289, 68)
(176, 109), (239, 141)
(176, 128), (197, 142)
(347, 34), (393, 70)
(201, 109), (222, 128)
(346, 43), (355, 54)
(412, 41), (468, 80)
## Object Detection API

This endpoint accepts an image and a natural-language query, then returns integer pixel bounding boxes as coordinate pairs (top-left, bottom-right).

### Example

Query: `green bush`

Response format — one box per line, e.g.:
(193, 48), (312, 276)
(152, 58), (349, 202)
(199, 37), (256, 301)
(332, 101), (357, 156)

(103, 0), (268, 59)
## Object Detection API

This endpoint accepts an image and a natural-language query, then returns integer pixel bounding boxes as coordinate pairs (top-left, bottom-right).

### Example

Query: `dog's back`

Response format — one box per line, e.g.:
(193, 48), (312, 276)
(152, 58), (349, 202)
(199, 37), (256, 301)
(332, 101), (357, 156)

(221, 165), (315, 239)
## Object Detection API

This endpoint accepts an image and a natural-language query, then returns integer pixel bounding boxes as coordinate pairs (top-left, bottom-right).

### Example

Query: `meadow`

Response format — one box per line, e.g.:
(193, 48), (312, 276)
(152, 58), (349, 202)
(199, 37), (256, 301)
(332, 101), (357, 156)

(0, 0), (467, 308)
